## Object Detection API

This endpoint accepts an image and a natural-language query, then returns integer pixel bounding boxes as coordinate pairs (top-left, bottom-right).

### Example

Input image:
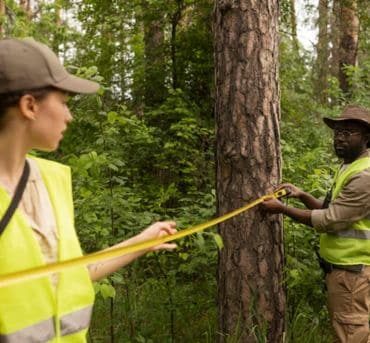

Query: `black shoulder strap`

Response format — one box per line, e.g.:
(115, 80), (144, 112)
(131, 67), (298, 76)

(0, 160), (30, 235)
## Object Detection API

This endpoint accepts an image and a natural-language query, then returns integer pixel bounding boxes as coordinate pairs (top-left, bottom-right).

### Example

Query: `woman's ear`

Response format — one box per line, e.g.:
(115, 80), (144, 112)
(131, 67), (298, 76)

(18, 94), (38, 121)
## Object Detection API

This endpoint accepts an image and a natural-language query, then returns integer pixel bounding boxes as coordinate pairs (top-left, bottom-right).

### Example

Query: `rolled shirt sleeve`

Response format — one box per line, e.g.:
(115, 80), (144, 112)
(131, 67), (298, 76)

(311, 168), (370, 233)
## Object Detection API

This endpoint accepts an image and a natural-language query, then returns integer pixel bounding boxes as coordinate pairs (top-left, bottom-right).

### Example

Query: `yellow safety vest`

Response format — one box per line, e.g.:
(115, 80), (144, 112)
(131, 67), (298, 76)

(320, 156), (370, 265)
(0, 157), (95, 342)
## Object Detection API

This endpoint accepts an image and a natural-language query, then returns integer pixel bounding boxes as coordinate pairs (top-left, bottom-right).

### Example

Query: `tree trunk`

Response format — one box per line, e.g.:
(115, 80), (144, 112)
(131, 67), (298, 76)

(337, 0), (359, 94)
(171, 0), (184, 90)
(215, 1), (284, 342)
(52, 0), (63, 55)
(143, 0), (166, 106)
(290, 0), (299, 50)
(0, 0), (5, 37)
(19, 0), (32, 19)
(330, 0), (341, 79)
(315, 0), (330, 104)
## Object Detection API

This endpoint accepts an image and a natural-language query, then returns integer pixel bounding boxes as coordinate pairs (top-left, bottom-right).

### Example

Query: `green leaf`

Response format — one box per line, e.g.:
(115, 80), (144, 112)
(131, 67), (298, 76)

(212, 233), (224, 250)
(100, 283), (116, 299)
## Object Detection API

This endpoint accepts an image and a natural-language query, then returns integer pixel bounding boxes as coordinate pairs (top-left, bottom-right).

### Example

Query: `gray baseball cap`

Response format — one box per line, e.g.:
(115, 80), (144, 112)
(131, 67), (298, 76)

(0, 38), (99, 94)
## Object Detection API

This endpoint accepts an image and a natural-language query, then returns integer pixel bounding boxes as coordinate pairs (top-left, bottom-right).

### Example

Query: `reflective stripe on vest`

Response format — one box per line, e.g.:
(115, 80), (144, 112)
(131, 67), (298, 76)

(0, 317), (55, 343)
(60, 305), (93, 336)
(0, 306), (93, 343)
(328, 229), (370, 240)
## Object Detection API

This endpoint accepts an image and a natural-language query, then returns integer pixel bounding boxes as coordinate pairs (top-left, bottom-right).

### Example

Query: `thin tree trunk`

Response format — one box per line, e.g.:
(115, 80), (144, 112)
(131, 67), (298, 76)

(215, 0), (284, 342)
(338, 0), (359, 94)
(0, 0), (5, 37)
(143, 0), (166, 106)
(53, 0), (63, 55)
(290, 0), (299, 50)
(171, 0), (184, 90)
(330, 0), (341, 79)
(19, 0), (32, 19)
(315, 0), (330, 104)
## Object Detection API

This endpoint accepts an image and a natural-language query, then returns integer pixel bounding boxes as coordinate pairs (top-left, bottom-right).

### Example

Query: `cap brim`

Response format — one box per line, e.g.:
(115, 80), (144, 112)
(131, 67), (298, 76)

(323, 117), (341, 129)
(53, 74), (100, 94)
(323, 117), (370, 130)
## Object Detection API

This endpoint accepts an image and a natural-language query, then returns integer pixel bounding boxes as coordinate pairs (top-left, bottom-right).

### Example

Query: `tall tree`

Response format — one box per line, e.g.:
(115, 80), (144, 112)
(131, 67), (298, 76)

(315, 0), (330, 104)
(0, 0), (5, 37)
(337, 0), (360, 94)
(142, 0), (166, 107)
(214, 0), (284, 342)
(330, 0), (341, 79)
(19, 0), (32, 19)
(290, 0), (299, 50)
(170, 0), (185, 89)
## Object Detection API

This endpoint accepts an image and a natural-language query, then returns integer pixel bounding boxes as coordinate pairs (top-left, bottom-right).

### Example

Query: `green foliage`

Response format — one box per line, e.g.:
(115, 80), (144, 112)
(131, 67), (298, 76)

(5, 1), (370, 341)
(344, 59), (370, 108)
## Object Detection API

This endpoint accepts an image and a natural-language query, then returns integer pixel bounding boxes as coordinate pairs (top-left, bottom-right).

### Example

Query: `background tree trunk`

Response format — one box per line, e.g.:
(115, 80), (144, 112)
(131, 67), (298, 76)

(143, 1), (166, 107)
(0, 0), (5, 37)
(315, 0), (330, 104)
(171, 0), (184, 90)
(19, 0), (32, 19)
(337, 0), (359, 94)
(330, 0), (341, 80)
(290, 0), (299, 50)
(215, 0), (284, 342)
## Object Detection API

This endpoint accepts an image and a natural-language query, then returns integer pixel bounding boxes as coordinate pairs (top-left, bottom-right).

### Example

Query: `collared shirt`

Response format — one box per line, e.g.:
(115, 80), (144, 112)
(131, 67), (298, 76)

(311, 149), (370, 232)
(1, 158), (59, 285)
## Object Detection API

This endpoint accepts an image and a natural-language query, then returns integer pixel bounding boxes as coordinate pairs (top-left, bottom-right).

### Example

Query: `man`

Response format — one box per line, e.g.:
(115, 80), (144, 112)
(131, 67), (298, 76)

(262, 105), (370, 343)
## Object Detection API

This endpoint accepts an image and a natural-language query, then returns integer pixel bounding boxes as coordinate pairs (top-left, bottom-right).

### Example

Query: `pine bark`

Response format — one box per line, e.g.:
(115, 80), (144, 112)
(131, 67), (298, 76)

(215, 0), (284, 342)
(337, 0), (359, 93)
(315, 0), (330, 104)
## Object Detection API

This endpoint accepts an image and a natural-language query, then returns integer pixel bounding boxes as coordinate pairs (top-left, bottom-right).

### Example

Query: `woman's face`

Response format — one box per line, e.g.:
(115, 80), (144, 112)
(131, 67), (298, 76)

(28, 90), (72, 151)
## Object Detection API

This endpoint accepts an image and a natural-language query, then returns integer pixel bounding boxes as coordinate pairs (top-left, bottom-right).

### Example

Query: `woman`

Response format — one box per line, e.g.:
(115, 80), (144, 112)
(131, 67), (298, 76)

(0, 37), (177, 342)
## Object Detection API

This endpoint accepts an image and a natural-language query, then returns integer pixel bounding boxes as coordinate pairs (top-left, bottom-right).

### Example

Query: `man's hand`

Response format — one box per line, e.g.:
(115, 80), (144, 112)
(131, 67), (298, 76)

(261, 197), (286, 214)
(276, 183), (303, 199)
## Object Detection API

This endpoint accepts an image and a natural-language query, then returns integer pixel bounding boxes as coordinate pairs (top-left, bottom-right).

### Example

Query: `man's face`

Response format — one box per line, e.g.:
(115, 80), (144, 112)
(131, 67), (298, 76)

(332, 120), (369, 163)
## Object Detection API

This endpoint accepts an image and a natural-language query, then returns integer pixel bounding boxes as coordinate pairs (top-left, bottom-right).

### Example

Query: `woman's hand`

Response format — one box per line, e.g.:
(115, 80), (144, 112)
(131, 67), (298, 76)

(137, 221), (178, 251)
(89, 221), (178, 281)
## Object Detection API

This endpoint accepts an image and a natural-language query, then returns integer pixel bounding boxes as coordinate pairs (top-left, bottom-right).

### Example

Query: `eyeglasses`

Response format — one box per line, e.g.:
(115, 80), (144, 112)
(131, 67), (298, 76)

(333, 129), (362, 138)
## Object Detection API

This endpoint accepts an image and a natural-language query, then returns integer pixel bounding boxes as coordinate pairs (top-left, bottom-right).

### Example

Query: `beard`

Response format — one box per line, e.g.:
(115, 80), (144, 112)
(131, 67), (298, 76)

(334, 143), (364, 162)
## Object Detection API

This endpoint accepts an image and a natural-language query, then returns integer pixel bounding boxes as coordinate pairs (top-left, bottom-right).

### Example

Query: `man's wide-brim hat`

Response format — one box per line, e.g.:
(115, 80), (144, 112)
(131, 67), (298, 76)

(323, 105), (370, 148)
(0, 38), (99, 94)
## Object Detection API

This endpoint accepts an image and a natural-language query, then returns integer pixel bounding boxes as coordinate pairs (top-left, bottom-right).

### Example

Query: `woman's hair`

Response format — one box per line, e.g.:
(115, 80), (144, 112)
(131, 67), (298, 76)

(0, 87), (55, 128)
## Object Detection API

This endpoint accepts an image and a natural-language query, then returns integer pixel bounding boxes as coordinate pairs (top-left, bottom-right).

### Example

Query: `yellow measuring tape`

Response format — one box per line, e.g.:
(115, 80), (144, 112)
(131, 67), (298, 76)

(0, 189), (287, 288)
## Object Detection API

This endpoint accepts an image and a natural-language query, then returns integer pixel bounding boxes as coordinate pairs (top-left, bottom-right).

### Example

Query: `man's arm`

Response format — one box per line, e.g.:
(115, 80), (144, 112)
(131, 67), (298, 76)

(311, 170), (370, 232)
(263, 170), (370, 232)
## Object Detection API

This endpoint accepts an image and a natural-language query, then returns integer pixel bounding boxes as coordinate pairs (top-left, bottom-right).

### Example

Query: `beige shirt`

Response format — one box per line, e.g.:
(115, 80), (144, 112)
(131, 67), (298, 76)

(1, 158), (59, 275)
(311, 149), (370, 232)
